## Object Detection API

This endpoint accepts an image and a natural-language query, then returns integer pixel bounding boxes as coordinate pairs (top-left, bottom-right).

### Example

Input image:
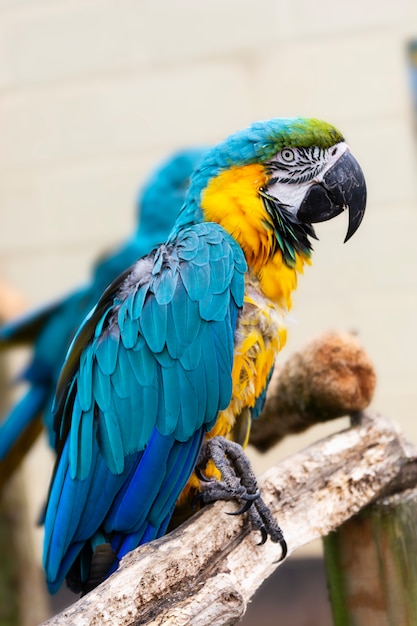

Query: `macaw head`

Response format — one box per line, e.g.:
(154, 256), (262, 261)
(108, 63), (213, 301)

(177, 118), (366, 274)
(256, 118), (367, 244)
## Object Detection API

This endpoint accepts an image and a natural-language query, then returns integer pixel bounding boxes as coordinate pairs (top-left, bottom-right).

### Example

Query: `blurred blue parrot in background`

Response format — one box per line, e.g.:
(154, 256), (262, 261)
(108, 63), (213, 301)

(42, 117), (367, 594)
(0, 147), (208, 486)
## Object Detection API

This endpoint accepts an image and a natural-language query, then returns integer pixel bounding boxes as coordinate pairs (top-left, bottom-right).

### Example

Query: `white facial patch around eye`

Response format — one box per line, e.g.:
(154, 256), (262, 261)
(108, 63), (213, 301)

(267, 141), (348, 185)
(263, 142), (349, 217)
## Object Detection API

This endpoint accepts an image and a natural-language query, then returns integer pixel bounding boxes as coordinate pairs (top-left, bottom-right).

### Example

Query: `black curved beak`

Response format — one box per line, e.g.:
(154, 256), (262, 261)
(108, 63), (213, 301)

(297, 151), (367, 242)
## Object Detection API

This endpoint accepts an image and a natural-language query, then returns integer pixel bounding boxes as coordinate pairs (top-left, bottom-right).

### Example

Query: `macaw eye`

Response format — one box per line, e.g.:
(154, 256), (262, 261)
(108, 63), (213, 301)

(281, 149), (295, 163)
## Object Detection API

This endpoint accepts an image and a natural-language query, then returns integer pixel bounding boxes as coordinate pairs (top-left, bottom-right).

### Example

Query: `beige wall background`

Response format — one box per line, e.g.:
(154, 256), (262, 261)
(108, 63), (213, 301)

(0, 0), (416, 585)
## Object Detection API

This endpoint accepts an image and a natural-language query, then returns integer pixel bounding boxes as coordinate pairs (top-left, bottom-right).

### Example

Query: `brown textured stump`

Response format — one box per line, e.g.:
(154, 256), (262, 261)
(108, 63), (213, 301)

(250, 331), (376, 452)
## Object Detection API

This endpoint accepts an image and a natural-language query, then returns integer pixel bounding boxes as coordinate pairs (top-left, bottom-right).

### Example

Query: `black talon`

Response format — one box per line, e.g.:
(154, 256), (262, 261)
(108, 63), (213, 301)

(279, 539), (288, 561)
(195, 467), (212, 483)
(226, 489), (261, 516)
(273, 539), (288, 563)
(240, 489), (261, 502)
(226, 499), (254, 516)
(191, 492), (205, 512)
(257, 526), (268, 546)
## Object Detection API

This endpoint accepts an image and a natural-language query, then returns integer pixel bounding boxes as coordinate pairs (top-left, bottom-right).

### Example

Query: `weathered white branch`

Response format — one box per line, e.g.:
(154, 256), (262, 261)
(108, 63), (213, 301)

(42, 412), (414, 626)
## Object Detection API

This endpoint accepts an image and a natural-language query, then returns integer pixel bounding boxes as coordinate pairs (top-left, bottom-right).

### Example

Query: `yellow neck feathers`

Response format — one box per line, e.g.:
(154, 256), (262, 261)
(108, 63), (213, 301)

(201, 164), (310, 309)
(258, 251), (310, 309)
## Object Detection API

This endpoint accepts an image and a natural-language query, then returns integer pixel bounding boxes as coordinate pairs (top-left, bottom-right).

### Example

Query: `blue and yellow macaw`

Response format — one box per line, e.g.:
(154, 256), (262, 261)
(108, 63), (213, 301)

(0, 148), (208, 485)
(43, 117), (366, 594)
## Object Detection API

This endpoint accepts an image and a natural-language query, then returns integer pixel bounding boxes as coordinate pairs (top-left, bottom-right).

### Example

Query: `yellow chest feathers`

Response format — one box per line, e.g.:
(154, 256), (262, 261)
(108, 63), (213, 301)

(201, 163), (310, 309)
(232, 283), (287, 412)
(208, 276), (288, 442)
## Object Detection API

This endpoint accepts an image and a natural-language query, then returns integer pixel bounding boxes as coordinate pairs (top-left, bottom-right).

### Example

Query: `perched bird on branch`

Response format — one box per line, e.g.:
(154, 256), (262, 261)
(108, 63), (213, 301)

(42, 117), (367, 594)
(0, 148), (208, 487)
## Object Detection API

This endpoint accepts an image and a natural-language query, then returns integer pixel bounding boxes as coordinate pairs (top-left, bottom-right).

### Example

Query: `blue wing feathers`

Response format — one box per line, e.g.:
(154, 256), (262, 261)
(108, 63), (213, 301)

(69, 395), (85, 478)
(199, 288), (230, 321)
(47, 429), (202, 588)
(160, 365), (181, 427)
(131, 283), (150, 317)
(170, 281), (201, 347)
(200, 327), (222, 427)
(76, 405), (95, 480)
(140, 385), (159, 441)
(147, 430), (204, 524)
(211, 322), (234, 409)
(175, 368), (200, 440)
(95, 332), (120, 377)
(92, 363), (112, 413)
(110, 348), (132, 399)
(99, 409), (125, 475)
(193, 360), (208, 430)
(176, 229), (199, 261)
(208, 256), (227, 289)
(180, 261), (211, 300)
(77, 349), (94, 411)
(139, 298), (167, 354)
(177, 338), (202, 371)
(152, 266), (178, 305)
(104, 434), (174, 532)
(192, 237), (210, 266)
(119, 313), (139, 350)
(126, 340), (156, 387)
(44, 445), (136, 590)
(43, 223), (246, 592)
(93, 305), (113, 338)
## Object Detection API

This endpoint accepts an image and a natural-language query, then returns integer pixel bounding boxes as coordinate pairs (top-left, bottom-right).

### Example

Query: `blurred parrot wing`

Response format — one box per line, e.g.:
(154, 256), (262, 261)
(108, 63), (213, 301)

(0, 295), (71, 347)
(0, 288), (93, 465)
(0, 289), (91, 473)
(43, 222), (246, 592)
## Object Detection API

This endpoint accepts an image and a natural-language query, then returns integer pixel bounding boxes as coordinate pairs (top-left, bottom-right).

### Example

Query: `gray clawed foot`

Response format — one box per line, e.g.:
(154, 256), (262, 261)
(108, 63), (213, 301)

(195, 436), (287, 559)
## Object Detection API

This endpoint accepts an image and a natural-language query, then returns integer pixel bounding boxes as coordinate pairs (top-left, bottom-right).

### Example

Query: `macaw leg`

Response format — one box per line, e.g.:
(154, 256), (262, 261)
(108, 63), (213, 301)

(195, 436), (287, 559)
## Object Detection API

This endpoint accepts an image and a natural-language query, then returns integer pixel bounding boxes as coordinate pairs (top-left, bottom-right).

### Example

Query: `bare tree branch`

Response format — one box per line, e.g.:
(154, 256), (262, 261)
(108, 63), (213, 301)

(42, 412), (414, 626)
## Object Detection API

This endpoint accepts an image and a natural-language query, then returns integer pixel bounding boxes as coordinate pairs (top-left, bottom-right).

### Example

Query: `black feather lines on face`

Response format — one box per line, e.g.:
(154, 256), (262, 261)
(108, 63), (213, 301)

(267, 147), (327, 185)
(259, 188), (316, 268)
